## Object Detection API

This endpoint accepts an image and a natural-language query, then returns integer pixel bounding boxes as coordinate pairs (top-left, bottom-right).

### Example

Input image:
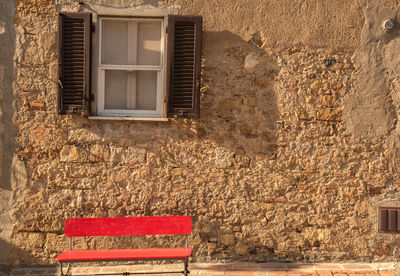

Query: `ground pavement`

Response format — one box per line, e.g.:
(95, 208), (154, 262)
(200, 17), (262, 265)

(6, 262), (399, 276)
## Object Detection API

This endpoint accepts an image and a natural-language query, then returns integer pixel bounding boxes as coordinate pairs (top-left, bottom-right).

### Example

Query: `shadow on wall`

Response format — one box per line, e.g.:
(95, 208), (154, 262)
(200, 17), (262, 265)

(0, 0), (17, 270)
(0, 238), (11, 272)
(1, 236), (56, 271)
(0, 0), (17, 191)
(72, 30), (280, 157)
(4, 234), (55, 268)
(197, 31), (279, 156)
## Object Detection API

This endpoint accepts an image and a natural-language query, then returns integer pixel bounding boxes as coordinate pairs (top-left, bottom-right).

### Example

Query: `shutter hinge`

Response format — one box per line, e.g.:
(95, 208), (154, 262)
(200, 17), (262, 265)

(179, 110), (188, 117)
(68, 107), (80, 113)
(57, 79), (64, 89)
(165, 26), (168, 34)
(92, 25), (96, 33)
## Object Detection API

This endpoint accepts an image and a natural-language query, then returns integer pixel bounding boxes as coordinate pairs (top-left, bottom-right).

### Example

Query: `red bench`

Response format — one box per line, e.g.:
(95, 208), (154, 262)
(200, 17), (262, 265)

(56, 216), (192, 276)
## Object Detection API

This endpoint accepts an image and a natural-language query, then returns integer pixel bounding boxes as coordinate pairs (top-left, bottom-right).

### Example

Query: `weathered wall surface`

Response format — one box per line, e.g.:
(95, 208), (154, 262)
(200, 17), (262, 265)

(2, 0), (400, 267)
(175, 0), (367, 49)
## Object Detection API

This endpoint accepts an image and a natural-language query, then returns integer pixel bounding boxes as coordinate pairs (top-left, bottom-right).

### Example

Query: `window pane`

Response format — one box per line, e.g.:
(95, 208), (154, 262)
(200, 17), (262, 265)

(104, 70), (127, 109)
(104, 70), (157, 111)
(101, 20), (128, 65)
(136, 71), (157, 110)
(137, 22), (161, 65)
(101, 20), (161, 66)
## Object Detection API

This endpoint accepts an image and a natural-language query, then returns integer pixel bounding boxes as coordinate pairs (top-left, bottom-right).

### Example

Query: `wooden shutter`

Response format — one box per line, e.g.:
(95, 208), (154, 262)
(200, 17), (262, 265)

(167, 15), (202, 119)
(58, 13), (91, 115)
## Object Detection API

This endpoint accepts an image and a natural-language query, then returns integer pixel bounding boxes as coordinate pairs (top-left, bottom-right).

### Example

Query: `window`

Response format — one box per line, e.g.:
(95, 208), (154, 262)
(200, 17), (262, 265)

(98, 18), (163, 118)
(58, 13), (202, 119)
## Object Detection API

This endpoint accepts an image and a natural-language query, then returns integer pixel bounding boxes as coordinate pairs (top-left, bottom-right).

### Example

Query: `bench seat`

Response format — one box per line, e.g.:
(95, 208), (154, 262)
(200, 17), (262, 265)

(56, 248), (192, 262)
(57, 216), (192, 275)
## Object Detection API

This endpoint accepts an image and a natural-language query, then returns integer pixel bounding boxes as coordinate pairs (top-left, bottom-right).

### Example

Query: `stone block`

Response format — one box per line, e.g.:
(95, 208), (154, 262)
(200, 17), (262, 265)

(16, 67), (48, 91)
(316, 108), (342, 121)
(12, 232), (46, 250)
(319, 96), (336, 107)
(244, 52), (260, 70)
(247, 97), (258, 107)
(238, 124), (253, 136)
(235, 241), (248, 255)
(110, 146), (146, 164)
(256, 76), (270, 87)
(207, 242), (217, 251)
(310, 81), (321, 92)
(68, 129), (101, 144)
(217, 100), (233, 119)
(44, 233), (66, 253)
(60, 145), (88, 163)
(215, 147), (234, 168)
(27, 100), (45, 111)
(89, 144), (110, 162)
(376, 245), (390, 255)
(220, 234), (235, 246)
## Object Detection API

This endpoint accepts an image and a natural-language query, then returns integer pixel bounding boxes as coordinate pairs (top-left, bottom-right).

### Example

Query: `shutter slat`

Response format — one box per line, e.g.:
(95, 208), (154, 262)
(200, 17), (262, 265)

(167, 15), (202, 119)
(63, 48), (85, 51)
(58, 13), (91, 115)
(63, 73), (84, 76)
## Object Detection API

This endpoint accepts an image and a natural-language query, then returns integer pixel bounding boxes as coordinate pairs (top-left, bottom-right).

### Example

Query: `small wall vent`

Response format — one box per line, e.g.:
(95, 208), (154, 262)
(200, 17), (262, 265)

(378, 207), (400, 232)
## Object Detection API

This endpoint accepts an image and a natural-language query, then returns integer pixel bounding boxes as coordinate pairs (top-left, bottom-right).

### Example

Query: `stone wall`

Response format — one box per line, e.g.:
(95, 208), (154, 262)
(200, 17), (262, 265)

(2, 0), (400, 267)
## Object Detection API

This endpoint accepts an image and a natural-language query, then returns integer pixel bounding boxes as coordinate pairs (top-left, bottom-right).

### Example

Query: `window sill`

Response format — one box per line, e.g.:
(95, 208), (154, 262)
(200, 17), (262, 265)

(88, 116), (169, 122)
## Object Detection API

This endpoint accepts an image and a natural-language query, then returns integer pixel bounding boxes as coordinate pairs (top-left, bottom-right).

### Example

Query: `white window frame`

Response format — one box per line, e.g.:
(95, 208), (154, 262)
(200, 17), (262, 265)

(97, 17), (164, 118)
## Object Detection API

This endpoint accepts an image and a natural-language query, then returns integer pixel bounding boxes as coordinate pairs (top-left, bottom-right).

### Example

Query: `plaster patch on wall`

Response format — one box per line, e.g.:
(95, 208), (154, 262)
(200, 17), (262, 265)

(343, 0), (399, 141)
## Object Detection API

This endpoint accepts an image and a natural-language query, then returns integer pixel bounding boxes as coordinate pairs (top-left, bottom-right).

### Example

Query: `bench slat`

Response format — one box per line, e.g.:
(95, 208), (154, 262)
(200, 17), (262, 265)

(56, 248), (192, 262)
(65, 216), (192, 237)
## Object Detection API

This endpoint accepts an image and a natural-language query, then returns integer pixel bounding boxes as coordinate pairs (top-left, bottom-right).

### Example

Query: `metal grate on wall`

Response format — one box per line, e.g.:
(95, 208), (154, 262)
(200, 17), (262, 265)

(378, 207), (400, 232)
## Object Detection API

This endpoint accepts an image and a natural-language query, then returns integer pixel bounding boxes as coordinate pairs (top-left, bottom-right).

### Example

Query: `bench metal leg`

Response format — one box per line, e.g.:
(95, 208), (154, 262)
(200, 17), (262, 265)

(183, 258), (189, 276)
(59, 262), (63, 276)
(59, 262), (72, 276)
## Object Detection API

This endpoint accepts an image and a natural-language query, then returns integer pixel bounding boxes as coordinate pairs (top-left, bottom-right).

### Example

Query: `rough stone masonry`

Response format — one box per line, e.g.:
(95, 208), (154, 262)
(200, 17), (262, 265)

(1, 0), (400, 268)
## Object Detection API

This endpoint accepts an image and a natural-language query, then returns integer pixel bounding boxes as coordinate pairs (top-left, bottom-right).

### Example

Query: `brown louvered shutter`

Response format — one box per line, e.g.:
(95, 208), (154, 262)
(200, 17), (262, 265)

(167, 15), (202, 119)
(58, 13), (91, 115)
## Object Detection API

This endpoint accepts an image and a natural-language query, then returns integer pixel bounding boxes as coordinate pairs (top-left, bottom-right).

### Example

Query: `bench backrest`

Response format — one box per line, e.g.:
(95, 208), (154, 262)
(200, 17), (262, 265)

(65, 216), (192, 237)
